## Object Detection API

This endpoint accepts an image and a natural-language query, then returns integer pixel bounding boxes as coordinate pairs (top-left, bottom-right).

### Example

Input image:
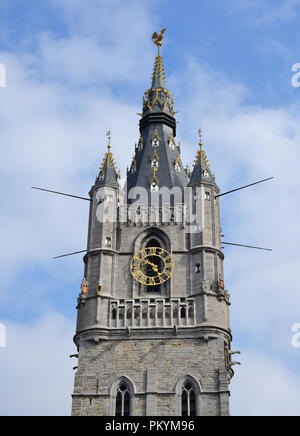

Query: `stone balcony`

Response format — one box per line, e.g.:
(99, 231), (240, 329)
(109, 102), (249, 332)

(109, 298), (196, 329)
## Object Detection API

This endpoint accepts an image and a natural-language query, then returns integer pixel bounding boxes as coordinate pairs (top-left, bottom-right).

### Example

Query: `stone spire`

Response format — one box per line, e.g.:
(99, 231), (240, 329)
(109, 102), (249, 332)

(189, 129), (215, 185)
(95, 132), (120, 187)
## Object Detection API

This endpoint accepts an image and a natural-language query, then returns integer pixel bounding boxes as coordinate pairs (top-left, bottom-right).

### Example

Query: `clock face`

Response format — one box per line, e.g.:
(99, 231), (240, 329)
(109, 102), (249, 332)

(130, 247), (174, 286)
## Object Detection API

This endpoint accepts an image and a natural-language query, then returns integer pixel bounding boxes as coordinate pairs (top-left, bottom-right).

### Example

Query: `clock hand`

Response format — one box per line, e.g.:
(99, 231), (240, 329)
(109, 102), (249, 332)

(147, 261), (158, 272)
(143, 259), (159, 272)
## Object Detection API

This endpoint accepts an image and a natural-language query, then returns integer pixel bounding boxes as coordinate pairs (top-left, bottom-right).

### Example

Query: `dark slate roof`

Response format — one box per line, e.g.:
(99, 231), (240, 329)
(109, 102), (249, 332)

(125, 123), (188, 201)
(95, 145), (119, 187)
(188, 144), (215, 186)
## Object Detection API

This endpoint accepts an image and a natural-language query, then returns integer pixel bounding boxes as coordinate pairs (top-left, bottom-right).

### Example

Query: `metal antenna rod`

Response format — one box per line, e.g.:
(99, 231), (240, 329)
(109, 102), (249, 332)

(216, 177), (274, 198)
(31, 186), (91, 202)
(222, 242), (272, 251)
(53, 249), (87, 260)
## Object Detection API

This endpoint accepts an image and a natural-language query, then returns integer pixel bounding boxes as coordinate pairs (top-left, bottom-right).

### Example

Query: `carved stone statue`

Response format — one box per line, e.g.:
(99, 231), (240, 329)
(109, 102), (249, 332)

(81, 278), (88, 295)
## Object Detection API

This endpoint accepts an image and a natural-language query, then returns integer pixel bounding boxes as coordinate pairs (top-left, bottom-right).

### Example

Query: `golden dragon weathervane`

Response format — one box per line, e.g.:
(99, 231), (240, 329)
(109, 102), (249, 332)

(152, 28), (166, 54)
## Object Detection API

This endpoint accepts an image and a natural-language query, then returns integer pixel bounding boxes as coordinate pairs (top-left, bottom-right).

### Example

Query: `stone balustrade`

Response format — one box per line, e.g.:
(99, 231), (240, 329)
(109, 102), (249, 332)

(109, 298), (196, 328)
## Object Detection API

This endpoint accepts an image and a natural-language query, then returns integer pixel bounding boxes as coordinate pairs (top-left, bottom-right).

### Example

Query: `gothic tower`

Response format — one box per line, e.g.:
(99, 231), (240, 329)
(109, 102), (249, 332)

(71, 31), (234, 417)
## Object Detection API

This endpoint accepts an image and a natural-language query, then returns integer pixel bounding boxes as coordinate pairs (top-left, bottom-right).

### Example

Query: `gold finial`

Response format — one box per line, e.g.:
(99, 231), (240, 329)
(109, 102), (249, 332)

(152, 28), (166, 55)
(174, 150), (181, 166)
(150, 166), (159, 185)
(198, 128), (203, 149)
(152, 128), (161, 140)
(194, 130), (211, 172)
(106, 129), (111, 148)
(151, 149), (160, 161)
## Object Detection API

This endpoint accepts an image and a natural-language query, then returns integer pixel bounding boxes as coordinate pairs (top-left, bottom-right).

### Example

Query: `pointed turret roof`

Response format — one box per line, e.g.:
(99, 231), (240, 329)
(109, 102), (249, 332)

(189, 130), (215, 185)
(95, 143), (120, 187)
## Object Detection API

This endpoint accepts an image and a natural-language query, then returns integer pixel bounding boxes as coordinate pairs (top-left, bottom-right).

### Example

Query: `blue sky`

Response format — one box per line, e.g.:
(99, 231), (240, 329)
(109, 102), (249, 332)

(0, 0), (300, 416)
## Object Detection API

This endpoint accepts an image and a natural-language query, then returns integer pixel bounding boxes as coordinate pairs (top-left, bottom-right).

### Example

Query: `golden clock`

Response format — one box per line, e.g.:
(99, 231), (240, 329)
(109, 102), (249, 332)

(130, 247), (174, 286)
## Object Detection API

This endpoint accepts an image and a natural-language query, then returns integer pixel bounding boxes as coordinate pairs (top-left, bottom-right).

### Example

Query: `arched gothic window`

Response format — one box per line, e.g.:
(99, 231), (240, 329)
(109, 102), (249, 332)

(115, 382), (131, 416)
(152, 138), (159, 147)
(151, 158), (158, 168)
(181, 381), (196, 416)
(175, 375), (200, 416)
(180, 306), (186, 318)
(134, 228), (171, 298)
(111, 307), (117, 320)
(168, 134), (176, 151)
(188, 304), (194, 319)
(195, 263), (201, 274)
(145, 239), (163, 293)
(138, 136), (144, 151)
(175, 161), (181, 172)
(205, 191), (210, 201)
(150, 181), (159, 192)
(169, 141), (175, 151)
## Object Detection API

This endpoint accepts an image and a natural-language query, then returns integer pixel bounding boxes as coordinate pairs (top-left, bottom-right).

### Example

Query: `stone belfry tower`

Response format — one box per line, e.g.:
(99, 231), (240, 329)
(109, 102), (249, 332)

(71, 30), (234, 417)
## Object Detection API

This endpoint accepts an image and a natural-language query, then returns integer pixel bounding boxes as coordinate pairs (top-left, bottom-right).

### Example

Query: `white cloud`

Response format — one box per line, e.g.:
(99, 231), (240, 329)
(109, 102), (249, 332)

(230, 352), (300, 416)
(0, 312), (75, 416)
(39, 0), (156, 86)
